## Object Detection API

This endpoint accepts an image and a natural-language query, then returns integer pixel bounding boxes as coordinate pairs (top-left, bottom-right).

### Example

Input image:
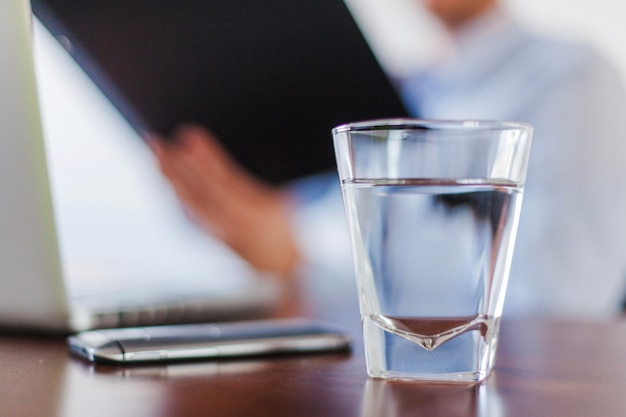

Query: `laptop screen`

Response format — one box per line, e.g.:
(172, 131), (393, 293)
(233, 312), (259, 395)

(31, 0), (408, 184)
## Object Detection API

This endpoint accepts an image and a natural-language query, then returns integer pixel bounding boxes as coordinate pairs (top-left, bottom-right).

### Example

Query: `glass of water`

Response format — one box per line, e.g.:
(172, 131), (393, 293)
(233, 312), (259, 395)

(332, 119), (532, 383)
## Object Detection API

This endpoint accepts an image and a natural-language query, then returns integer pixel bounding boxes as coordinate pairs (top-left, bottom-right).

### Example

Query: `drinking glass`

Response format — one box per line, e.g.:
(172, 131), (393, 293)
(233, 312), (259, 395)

(332, 119), (532, 383)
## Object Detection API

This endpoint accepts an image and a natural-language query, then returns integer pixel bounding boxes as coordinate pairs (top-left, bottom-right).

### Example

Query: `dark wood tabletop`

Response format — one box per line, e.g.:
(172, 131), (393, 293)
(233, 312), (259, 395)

(2, 315), (626, 417)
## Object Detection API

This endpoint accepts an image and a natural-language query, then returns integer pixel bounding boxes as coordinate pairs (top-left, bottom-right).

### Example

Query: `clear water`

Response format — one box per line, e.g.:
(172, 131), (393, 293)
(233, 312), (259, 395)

(341, 179), (522, 382)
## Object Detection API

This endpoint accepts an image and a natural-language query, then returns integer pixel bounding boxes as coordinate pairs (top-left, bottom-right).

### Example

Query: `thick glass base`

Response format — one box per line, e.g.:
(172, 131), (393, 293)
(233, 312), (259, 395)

(362, 315), (500, 384)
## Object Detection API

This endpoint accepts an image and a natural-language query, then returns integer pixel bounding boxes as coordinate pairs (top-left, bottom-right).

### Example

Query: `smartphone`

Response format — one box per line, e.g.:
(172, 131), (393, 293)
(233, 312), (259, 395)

(68, 317), (351, 364)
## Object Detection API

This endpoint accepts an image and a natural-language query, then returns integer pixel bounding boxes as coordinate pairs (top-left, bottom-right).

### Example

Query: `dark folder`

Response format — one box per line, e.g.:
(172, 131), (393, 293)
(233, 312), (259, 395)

(32, 0), (408, 183)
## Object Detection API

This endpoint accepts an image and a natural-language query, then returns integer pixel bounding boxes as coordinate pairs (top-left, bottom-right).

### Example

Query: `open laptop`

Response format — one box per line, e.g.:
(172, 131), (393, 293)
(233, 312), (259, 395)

(0, 0), (406, 333)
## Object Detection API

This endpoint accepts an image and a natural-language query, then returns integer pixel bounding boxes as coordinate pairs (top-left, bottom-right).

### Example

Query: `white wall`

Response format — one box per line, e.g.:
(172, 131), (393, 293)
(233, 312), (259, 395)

(343, 0), (449, 78)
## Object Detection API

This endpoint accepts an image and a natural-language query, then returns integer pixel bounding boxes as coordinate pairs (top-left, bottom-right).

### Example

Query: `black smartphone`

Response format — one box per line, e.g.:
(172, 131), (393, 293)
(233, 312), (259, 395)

(68, 317), (351, 364)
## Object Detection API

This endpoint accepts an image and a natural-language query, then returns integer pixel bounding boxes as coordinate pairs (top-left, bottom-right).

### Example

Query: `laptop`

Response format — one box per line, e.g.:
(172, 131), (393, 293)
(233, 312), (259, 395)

(0, 0), (406, 333)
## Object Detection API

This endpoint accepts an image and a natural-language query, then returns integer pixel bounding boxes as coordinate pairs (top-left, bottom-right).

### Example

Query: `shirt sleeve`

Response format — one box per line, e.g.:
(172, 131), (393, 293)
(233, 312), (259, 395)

(507, 45), (626, 317)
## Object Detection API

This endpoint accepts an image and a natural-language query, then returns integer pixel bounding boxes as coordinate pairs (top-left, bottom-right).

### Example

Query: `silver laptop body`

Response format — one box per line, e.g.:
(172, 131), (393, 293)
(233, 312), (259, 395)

(0, 0), (277, 333)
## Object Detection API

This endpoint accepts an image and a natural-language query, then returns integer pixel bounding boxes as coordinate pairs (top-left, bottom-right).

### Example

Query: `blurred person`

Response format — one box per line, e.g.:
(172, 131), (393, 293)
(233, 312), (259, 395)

(151, 0), (626, 317)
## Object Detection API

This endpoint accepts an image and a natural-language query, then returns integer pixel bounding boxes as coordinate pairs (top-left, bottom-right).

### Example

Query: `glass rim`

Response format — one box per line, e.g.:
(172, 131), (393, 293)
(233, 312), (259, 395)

(332, 118), (534, 134)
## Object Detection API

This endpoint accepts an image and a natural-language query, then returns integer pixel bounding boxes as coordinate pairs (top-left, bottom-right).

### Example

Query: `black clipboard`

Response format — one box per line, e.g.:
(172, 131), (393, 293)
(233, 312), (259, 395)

(32, 0), (408, 183)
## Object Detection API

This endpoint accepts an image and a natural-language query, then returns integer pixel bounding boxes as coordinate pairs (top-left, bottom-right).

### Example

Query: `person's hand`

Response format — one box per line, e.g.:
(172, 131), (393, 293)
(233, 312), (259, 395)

(149, 125), (300, 277)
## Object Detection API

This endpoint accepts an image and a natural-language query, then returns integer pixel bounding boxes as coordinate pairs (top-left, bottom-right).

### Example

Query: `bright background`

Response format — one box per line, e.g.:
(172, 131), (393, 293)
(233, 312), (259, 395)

(346, 0), (626, 83)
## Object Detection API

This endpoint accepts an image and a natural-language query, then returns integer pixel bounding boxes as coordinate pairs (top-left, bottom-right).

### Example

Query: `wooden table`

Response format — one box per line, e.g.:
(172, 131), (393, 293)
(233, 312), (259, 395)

(1, 317), (626, 417)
